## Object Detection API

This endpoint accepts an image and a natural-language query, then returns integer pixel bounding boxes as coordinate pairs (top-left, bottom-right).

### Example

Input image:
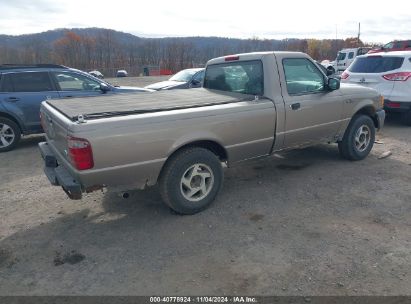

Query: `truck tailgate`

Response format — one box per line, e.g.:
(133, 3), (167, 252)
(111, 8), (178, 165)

(40, 103), (71, 165)
(45, 88), (255, 121)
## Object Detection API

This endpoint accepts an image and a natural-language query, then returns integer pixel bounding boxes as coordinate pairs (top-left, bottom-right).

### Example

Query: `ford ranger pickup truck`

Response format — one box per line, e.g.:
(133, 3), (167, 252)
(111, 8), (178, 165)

(39, 52), (385, 214)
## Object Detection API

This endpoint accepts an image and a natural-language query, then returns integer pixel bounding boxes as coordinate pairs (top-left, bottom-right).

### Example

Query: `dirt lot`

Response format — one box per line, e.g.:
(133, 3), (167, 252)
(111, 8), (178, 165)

(0, 77), (410, 295)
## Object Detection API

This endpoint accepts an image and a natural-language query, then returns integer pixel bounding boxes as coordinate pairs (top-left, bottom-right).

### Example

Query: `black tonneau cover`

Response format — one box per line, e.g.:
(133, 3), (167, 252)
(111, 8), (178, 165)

(46, 88), (254, 121)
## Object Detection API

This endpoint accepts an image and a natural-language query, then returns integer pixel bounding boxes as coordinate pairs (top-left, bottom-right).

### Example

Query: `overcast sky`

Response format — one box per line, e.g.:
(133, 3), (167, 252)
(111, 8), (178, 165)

(0, 0), (410, 43)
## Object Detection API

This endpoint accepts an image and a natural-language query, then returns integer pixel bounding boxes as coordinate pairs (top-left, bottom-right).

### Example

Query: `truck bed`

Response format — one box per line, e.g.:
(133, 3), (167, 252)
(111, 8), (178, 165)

(46, 88), (254, 121)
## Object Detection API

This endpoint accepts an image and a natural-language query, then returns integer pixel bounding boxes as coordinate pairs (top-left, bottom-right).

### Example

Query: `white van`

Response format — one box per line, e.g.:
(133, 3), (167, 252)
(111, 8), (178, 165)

(322, 47), (371, 74)
(335, 47), (371, 72)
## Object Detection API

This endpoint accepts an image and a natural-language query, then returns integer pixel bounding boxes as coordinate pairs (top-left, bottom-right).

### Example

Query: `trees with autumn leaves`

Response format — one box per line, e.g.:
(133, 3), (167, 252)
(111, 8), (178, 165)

(0, 29), (374, 76)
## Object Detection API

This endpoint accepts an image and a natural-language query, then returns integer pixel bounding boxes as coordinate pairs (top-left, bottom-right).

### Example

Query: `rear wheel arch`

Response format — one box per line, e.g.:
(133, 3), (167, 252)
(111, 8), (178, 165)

(0, 112), (23, 134)
(158, 140), (228, 182)
(169, 140), (228, 162)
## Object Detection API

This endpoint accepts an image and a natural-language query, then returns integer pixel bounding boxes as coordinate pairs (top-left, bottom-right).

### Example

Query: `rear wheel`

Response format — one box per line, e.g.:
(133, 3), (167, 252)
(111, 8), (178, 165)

(338, 115), (375, 161)
(0, 117), (21, 152)
(159, 147), (223, 215)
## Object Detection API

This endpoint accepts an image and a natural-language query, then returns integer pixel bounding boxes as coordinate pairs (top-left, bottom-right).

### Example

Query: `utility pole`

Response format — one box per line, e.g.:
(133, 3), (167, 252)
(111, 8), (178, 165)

(357, 22), (361, 46)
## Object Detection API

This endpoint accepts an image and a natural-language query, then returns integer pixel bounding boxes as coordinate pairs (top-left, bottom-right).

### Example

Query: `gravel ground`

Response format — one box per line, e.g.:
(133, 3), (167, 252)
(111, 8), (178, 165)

(0, 77), (410, 295)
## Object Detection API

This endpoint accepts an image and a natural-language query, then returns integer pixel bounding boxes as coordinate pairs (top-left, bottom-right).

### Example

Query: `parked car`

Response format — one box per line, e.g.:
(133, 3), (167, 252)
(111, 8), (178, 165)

(89, 70), (104, 79)
(116, 70), (128, 77)
(315, 61), (335, 76)
(0, 64), (152, 152)
(368, 40), (411, 54)
(341, 51), (411, 125)
(145, 68), (205, 90)
(324, 47), (372, 74)
(39, 52), (384, 214)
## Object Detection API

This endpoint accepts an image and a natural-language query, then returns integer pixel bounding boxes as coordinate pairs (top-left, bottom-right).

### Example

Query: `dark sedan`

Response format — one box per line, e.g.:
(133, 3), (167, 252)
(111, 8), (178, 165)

(145, 68), (205, 90)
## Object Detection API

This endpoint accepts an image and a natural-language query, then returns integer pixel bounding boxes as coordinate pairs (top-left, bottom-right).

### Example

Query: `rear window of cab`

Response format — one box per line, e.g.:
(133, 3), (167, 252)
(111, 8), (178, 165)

(349, 56), (404, 73)
(203, 60), (263, 96)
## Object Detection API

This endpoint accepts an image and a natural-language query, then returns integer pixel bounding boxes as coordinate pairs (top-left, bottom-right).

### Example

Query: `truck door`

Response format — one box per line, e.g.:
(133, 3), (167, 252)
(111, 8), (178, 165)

(0, 72), (59, 133)
(279, 57), (344, 148)
(336, 51), (347, 72)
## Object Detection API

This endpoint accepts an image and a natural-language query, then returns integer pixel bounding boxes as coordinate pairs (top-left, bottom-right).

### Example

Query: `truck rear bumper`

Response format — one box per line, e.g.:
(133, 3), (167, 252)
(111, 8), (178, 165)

(39, 142), (82, 200)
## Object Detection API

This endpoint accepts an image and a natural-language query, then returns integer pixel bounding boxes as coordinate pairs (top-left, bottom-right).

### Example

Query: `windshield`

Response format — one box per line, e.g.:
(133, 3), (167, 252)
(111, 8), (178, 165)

(169, 70), (198, 82)
(349, 56), (404, 73)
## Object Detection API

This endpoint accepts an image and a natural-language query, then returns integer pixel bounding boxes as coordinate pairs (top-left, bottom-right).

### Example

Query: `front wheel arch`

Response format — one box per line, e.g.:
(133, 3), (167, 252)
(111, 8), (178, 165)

(352, 105), (379, 128)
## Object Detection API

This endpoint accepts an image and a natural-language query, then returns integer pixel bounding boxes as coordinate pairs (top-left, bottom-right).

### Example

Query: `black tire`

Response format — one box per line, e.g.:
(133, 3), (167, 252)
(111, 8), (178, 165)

(401, 110), (411, 126)
(0, 117), (21, 152)
(338, 115), (375, 161)
(159, 147), (224, 215)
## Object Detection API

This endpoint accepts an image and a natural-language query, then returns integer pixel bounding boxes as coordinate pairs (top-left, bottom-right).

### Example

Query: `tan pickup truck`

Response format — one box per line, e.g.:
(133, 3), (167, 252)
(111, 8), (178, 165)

(39, 52), (385, 214)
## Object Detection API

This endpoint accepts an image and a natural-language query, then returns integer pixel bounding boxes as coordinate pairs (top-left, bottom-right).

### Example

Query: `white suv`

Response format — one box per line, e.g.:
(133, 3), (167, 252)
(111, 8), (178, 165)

(341, 51), (411, 125)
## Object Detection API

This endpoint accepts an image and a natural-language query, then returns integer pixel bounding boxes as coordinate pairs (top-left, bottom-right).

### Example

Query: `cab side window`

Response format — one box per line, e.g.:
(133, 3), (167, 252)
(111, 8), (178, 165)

(348, 52), (354, 59)
(337, 52), (346, 61)
(283, 58), (325, 95)
(0, 72), (53, 92)
(53, 72), (101, 91)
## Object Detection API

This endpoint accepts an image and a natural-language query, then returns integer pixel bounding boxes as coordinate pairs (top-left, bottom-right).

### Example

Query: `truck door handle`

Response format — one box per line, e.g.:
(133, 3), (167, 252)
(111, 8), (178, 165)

(5, 97), (20, 102)
(290, 103), (301, 110)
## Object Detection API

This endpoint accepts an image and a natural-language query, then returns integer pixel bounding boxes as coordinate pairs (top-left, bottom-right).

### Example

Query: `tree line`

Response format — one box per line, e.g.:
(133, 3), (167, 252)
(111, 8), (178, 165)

(0, 29), (373, 76)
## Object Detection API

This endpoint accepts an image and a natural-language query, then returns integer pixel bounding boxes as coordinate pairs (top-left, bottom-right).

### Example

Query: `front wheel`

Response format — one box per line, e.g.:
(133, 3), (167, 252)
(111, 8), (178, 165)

(159, 147), (223, 215)
(0, 117), (21, 152)
(338, 115), (375, 161)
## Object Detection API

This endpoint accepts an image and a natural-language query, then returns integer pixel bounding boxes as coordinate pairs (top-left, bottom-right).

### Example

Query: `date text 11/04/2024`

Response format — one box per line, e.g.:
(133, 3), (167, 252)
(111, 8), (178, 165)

(149, 297), (257, 303)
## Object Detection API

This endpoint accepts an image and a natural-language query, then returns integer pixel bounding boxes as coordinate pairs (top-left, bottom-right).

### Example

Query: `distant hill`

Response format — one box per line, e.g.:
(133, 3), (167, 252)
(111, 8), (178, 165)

(0, 27), (351, 75)
(0, 27), (286, 51)
(0, 28), (142, 48)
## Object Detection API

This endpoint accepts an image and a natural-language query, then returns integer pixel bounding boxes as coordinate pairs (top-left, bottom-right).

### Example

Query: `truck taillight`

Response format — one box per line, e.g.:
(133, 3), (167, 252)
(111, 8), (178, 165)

(382, 72), (411, 81)
(67, 136), (94, 170)
(341, 72), (350, 79)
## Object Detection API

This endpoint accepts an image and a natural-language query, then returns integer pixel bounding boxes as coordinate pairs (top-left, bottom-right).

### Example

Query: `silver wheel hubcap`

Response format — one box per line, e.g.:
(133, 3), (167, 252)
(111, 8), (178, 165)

(180, 163), (214, 202)
(0, 123), (15, 148)
(354, 124), (371, 152)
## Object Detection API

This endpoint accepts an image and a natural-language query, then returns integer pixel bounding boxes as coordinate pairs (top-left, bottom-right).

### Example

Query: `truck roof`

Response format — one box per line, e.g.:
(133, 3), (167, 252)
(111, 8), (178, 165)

(206, 51), (309, 65)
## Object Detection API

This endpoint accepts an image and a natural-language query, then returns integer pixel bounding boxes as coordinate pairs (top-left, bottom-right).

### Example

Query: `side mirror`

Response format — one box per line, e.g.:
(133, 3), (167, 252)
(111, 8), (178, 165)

(327, 77), (340, 91)
(100, 83), (110, 93)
